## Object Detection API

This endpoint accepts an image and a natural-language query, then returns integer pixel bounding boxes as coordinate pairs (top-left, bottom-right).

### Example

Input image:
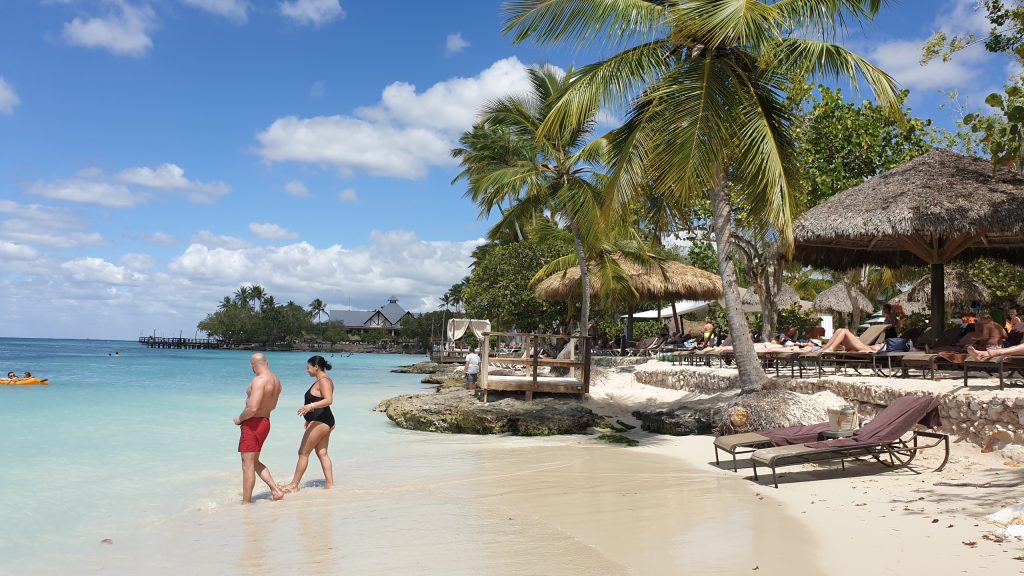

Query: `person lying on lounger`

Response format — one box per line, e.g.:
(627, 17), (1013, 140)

(816, 328), (882, 353)
(966, 340), (1024, 361)
(932, 313), (1006, 353)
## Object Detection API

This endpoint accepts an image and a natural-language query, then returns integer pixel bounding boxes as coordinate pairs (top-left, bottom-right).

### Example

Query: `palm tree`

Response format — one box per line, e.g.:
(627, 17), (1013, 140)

(249, 284), (266, 312)
(233, 285), (252, 309)
(503, 0), (897, 388)
(453, 66), (607, 334)
(308, 298), (328, 323)
(218, 296), (233, 312)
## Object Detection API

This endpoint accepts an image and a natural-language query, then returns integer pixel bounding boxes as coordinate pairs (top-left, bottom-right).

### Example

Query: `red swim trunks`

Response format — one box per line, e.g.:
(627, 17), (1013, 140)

(238, 417), (271, 453)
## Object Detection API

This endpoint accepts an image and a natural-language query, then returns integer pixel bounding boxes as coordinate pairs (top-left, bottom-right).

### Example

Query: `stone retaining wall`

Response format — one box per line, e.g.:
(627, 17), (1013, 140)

(634, 363), (1024, 448)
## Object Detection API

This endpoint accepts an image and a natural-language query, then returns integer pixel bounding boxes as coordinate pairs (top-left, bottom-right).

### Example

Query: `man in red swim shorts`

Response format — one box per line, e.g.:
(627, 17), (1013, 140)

(233, 353), (285, 504)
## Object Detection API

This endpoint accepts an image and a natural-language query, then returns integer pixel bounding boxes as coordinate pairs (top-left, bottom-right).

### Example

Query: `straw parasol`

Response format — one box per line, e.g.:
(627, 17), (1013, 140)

(534, 257), (722, 303)
(793, 149), (1024, 331)
(812, 281), (873, 314)
(901, 268), (990, 310)
(739, 283), (799, 308)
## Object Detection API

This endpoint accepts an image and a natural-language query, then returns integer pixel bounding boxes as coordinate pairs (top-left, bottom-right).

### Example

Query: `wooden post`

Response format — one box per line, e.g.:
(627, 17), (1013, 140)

(531, 334), (540, 393)
(478, 331), (490, 393)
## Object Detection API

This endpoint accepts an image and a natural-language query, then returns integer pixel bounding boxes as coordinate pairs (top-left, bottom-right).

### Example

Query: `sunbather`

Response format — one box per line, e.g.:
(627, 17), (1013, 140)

(966, 341), (1024, 361)
(933, 313), (1006, 353)
(817, 328), (882, 353)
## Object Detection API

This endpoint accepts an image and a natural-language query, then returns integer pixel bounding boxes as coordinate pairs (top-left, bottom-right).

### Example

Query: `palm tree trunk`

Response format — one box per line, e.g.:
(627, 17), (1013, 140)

(566, 219), (590, 336)
(710, 178), (768, 389)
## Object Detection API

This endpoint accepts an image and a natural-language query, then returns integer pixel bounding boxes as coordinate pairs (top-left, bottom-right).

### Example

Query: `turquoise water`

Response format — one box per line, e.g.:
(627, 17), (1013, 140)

(0, 339), (434, 574)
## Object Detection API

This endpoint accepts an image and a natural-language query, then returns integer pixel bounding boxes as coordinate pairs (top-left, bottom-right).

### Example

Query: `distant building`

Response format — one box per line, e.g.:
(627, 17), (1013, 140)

(327, 296), (415, 335)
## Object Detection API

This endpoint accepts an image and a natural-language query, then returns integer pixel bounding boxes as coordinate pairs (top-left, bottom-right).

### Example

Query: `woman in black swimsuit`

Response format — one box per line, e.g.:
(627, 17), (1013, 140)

(280, 355), (335, 493)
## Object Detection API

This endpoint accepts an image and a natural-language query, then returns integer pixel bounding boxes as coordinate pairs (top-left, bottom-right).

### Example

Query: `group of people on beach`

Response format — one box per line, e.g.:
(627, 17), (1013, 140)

(233, 353), (337, 505)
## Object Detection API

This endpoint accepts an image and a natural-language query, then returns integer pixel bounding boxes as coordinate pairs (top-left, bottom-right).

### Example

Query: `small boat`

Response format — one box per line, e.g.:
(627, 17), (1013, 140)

(1, 377), (48, 386)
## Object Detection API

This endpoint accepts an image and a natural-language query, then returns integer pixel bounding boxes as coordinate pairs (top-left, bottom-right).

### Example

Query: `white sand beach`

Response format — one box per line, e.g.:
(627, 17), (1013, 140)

(69, 371), (1024, 576)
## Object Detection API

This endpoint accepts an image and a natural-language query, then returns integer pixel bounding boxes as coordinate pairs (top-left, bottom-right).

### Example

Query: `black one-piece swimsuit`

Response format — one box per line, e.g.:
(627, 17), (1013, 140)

(304, 384), (335, 428)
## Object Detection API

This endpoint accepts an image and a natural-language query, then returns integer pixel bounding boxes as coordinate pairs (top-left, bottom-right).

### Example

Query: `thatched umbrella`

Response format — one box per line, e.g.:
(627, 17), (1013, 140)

(535, 258), (723, 302)
(739, 283), (799, 308)
(813, 282), (873, 313)
(535, 257), (723, 338)
(793, 149), (1024, 331)
(896, 268), (990, 312)
(888, 290), (928, 315)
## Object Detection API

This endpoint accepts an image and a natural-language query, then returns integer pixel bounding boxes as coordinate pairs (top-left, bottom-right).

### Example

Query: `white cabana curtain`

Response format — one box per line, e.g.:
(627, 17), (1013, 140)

(446, 319), (491, 341)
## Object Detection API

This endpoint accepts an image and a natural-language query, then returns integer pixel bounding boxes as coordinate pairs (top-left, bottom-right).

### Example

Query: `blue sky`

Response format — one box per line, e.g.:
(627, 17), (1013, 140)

(0, 0), (1016, 339)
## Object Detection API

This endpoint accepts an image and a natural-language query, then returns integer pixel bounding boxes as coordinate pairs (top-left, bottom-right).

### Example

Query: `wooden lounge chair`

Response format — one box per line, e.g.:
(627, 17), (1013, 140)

(749, 395), (949, 488)
(626, 336), (664, 356)
(962, 355), (1024, 390)
(714, 422), (834, 471)
(899, 326), (968, 379)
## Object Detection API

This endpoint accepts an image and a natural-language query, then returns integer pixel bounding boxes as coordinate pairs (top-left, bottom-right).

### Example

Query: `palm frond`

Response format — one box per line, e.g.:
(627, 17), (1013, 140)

(768, 37), (899, 110)
(502, 0), (669, 50)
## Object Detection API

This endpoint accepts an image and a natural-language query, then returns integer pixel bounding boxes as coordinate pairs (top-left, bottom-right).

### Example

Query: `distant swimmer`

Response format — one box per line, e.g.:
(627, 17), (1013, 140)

(279, 355), (335, 493)
(233, 353), (285, 504)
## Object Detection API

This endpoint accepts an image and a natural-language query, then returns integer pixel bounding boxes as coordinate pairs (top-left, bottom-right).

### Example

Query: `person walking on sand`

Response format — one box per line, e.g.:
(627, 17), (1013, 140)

(234, 353), (285, 504)
(279, 355), (336, 493)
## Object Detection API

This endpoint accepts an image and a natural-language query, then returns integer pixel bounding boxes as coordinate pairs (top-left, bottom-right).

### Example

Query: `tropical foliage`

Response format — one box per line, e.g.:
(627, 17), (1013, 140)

(198, 285), (324, 345)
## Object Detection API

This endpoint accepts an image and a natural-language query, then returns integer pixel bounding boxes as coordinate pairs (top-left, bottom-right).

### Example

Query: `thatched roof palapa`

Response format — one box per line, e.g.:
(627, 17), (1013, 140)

(793, 149), (1024, 269)
(812, 282), (873, 314)
(904, 268), (990, 307)
(739, 284), (799, 308)
(534, 257), (723, 303)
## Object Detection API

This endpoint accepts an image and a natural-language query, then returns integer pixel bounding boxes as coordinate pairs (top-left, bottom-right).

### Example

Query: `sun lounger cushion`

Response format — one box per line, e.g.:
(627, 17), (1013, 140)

(805, 395), (940, 448)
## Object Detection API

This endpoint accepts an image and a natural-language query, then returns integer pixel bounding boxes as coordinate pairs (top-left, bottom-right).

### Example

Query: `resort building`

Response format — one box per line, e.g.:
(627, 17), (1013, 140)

(327, 296), (415, 335)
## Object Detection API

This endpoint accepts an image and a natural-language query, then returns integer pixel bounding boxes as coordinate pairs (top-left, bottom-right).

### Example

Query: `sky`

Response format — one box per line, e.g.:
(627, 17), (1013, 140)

(0, 0), (1017, 340)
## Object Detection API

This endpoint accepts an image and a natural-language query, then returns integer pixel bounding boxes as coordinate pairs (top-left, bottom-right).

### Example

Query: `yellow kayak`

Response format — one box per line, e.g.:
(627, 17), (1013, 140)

(1, 377), (48, 386)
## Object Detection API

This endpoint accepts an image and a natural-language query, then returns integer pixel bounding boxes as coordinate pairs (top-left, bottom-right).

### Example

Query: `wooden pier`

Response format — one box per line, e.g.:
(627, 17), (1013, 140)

(138, 336), (225, 349)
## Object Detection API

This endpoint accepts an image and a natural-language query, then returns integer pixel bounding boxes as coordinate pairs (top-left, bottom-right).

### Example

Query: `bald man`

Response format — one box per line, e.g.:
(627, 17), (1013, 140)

(233, 353), (285, 504)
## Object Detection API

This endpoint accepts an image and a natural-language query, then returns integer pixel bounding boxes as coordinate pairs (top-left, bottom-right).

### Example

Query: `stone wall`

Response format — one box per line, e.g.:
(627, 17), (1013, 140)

(633, 363), (1024, 448)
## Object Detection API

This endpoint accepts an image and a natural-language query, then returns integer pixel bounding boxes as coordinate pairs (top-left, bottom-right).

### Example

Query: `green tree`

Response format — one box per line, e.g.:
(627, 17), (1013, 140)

(463, 238), (569, 332)
(400, 310), (448, 350)
(308, 298), (327, 323)
(503, 0), (897, 388)
(453, 66), (608, 336)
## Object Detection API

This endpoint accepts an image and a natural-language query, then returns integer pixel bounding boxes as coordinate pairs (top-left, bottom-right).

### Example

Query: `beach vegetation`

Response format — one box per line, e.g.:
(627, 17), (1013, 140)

(501, 0), (898, 389)
(198, 286), (316, 345)
(596, 433), (639, 447)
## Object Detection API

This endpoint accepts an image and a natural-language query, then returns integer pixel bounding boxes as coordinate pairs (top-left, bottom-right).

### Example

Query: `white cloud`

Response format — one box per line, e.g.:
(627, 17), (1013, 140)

(310, 80), (325, 97)
(0, 240), (39, 261)
(116, 163), (230, 203)
(338, 187), (357, 203)
(61, 0), (157, 57)
(181, 0), (249, 24)
(0, 200), (105, 248)
(446, 32), (469, 54)
(138, 232), (179, 246)
(120, 252), (154, 272)
(284, 180), (311, 197)
(249, 222), (299, 241)
(190, 230), (250, 250)
(62, 257), (146, 285)
(28, 176), (138, 207)
(279, 0), (345, 27)
(870, 40), (988, 91)
(255, 57), (533, 179)
(0, 77), (19, 115)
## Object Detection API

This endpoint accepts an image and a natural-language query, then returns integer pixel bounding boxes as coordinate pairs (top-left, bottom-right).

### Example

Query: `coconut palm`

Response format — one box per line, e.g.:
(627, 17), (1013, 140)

(233, 285), (252, 309)
(249, 284), (266, 312)
(308, 298), (327, 323)
(502, 0), (898, 388)
(453, 65), (608, 334)
(218, 296), (233, 312)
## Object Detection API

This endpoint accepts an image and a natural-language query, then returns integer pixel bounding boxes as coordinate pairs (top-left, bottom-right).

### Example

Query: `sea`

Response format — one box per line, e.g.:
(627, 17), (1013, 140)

(0, 338), (447, 574)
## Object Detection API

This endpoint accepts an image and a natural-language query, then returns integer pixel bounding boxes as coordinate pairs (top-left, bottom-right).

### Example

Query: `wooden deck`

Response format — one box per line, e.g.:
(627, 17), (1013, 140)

(476, 332), (591, 401)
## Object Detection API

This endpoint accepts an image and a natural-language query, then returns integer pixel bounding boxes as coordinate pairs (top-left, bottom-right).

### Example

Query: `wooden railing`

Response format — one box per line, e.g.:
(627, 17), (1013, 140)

(477, 332), (591, 401)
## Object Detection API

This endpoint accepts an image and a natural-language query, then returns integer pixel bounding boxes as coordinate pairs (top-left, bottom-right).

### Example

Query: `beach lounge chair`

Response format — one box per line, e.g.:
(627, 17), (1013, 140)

(899, 326), (969, 379)
(962, 355), (1024, 390)
(626, 336), (665, 357)
(713, 422), (834, 471)
(749, 395), (950, 488)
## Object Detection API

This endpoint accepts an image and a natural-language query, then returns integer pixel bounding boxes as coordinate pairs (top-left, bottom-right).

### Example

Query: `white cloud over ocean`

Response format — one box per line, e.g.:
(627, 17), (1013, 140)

(254, 57), (533, 179)
(27, 164), (230, 207)
(181, 0), (249, 24)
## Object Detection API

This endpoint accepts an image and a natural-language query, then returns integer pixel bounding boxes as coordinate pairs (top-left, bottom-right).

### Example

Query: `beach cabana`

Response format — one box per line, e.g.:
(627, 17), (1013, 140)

(793, 149), (1024, 332)
(904, 268), (990, 310)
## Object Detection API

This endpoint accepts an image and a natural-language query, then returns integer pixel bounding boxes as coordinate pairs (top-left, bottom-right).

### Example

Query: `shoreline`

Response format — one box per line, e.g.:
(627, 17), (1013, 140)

(63, 371), (1024, 575)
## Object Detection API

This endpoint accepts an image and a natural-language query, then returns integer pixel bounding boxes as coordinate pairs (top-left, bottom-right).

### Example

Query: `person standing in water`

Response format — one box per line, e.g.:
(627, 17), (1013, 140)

(279, 355), (335, 493)
(233, 353), (285, 504)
